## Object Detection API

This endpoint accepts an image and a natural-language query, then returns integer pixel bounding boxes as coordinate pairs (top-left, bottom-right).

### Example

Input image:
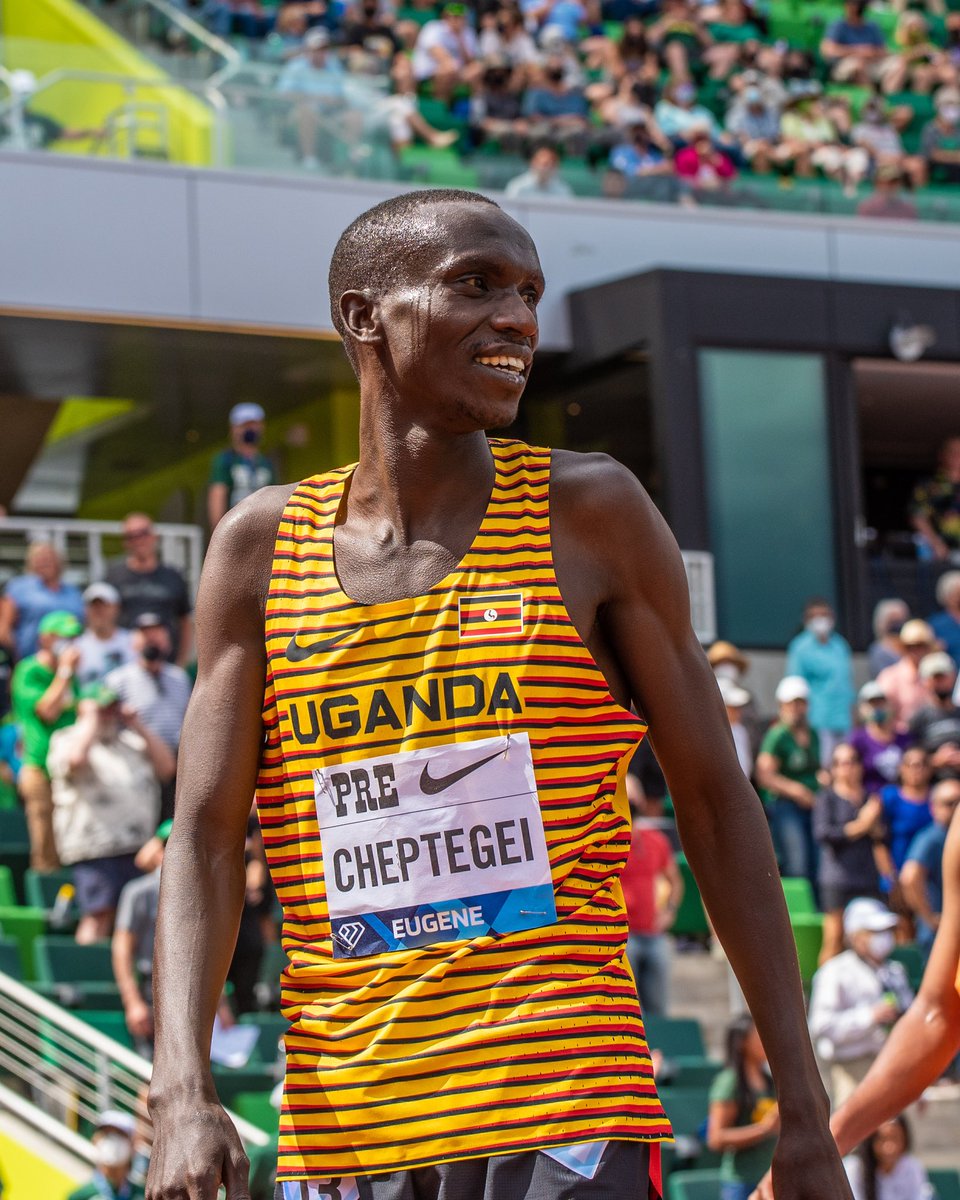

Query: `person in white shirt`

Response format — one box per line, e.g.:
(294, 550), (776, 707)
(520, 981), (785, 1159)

(75, 582), (135, 688)
(718, 676), (753, 777)
(843, 1114), (933, 1200)
(411, 3), (480, 99)
(505, 144), (574, 197)
(808, 898), (914, 1106)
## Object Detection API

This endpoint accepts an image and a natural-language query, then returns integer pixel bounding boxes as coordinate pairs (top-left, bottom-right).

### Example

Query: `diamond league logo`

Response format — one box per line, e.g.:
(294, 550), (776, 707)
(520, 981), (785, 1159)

(336, 921), (366, 952)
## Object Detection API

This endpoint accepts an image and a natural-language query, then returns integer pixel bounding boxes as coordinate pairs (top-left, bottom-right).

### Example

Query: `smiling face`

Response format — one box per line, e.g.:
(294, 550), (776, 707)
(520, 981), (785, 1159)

(356, 202), (544, 433)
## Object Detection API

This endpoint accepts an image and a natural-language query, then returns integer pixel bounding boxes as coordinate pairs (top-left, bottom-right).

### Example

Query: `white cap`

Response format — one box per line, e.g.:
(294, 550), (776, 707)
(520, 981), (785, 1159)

(717, 677), (750, 708)
(919, 651), (956, 679)
(775, 675), (810, 704)
(96, 1109), (135, 1137)
(843, 897), (897, 936)
(83, 582), (121, 605)
(229, 402), (265, 426)
(858, 680), (886, 703)
(304, 26), (330, 47)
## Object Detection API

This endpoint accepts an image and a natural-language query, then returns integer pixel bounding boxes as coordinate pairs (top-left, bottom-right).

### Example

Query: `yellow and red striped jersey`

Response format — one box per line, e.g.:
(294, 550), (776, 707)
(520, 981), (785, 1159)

(256, 438), (670, 1181)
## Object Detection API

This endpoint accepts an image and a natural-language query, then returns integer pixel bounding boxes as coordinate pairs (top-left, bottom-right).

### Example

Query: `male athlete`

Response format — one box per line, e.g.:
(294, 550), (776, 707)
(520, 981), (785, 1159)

(751, 809), (960, 1199)
(146, 189), (851, 1200)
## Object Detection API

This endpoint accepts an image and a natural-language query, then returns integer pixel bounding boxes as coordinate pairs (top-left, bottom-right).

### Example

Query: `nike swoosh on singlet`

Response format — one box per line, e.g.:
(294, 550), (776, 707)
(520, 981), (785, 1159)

(285, 628), (358, 661)
(419, 744), (506, 795)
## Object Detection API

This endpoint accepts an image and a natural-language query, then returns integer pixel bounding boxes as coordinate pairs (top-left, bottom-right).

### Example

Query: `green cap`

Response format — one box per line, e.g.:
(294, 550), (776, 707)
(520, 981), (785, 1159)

(156, 819), (174, 843)
(443, 3), (468, 13)
(39, 610), (83, 639)
(79, 682), (120, 707)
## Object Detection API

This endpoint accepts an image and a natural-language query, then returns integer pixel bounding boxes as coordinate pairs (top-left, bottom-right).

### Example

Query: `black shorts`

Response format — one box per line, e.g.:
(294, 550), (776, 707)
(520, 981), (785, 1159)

(275, 1140), (656, 1200)
(73, 853), (142, 915)
(819, 882), (883, 914)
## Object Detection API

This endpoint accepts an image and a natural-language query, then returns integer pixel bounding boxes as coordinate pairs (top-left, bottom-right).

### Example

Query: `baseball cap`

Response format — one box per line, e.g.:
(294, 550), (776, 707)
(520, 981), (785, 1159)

(919, 651), (956, 679)
(443, 2), (468, 13)
(775, 675), (810, 704)
(134, 612), (165, 630)
(843, 897), (897, 936)
(229, 402), (266, 426)
(707, 640), (749, 671)
(80, 682), (120, 707)
(83, 581), (120, 605)
(717, 677), (750, 708)
(899, 618), (935, 646)
(156, 818), (174, 843)
(303, 26), (330, 48)
(96, 1110), (136, 1138)
(39, 611), (83, 639)
(858, 680), (886, 703)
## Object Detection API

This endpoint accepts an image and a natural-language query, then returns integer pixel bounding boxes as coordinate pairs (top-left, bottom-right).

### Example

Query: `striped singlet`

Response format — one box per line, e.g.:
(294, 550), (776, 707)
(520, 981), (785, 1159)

(256, 438), (670, 1182)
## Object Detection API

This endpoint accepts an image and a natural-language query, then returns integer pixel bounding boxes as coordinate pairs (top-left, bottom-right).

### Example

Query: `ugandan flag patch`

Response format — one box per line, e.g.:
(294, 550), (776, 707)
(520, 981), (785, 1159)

(458, 591), (524, 640)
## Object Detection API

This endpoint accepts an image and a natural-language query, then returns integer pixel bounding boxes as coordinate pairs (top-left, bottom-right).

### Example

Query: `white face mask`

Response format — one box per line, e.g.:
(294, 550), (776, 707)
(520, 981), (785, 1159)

(52, 638), (72, 657)
(713, 662), (741, 682)
(807, 615), (834, 638)
(941, 104), (960, 123)
(94, 1133), (132, 1169)
(866, 930), (895, 961)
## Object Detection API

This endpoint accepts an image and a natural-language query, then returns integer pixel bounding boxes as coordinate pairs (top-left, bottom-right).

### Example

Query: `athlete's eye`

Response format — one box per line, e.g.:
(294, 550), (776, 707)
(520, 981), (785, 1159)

(522, 288), (541, 307)
(460, 275), (487, 291)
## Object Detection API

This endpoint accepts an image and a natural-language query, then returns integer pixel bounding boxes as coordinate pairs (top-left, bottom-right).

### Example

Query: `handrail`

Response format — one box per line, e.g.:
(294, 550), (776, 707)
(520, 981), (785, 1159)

(137, 0), (241, 74)
(0, 1079), (96, 1165)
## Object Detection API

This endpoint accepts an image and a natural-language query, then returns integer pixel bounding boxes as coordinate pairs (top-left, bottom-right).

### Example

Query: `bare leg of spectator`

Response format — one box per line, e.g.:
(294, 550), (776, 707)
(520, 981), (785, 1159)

(19, 764), (60, 872)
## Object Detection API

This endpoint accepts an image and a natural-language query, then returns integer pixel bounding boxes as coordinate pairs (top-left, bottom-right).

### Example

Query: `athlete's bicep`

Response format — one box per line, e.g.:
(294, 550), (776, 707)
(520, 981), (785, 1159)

(916, 816), (960, 1022)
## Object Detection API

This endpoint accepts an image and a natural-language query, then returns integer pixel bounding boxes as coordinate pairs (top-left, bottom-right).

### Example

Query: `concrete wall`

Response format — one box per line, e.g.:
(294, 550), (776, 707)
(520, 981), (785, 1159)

(2, 149), (959, 351)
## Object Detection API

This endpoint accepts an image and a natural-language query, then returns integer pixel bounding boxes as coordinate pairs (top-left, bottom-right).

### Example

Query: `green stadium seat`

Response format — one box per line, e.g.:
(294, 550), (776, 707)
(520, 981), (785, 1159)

(671, 1056), (724, 1088)
(670, 854), (710, 939)
(238, 1012), (288, 1064)
(24, 868), (78, 929)
(0, 866), (16, 909)
(890, 942), (925, 992)
(790, 912), (823, 987)
(0, 936), (23, 979)
(234, 1090), (280, 1134)
(643, 1015), (708, 1060)
(34, 936), (115, 984)
(76, 1008), (137, 1051)
(0, 809), (30, 904)
(781, 876), (816, 916)
(0, 906), (46, 982)
(212, 1063), (280, 1108)
(929, 1167), (960, 1200)
(658, 1085), (711, 1137)
(33, 981), (124, 1010)
(668, 1168), (724, 1200)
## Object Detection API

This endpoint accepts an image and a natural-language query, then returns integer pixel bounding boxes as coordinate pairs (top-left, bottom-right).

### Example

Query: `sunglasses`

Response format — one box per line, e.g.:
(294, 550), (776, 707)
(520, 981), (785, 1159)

(123, 528), (152, 540)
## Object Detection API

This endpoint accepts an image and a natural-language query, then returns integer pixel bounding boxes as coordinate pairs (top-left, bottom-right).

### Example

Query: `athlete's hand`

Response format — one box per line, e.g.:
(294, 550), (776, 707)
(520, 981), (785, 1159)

(748, 1126), (852, 1200)
(146, 1096), (251, 1199)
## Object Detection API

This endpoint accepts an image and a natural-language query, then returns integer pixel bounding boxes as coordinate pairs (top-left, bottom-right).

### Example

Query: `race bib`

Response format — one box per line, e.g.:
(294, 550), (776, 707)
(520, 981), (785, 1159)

(313, 732), (557, 957)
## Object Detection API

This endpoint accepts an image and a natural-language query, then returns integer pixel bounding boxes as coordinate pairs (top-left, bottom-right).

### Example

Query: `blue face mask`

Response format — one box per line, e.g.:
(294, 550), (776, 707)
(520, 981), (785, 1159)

(241, 427), (262, 445)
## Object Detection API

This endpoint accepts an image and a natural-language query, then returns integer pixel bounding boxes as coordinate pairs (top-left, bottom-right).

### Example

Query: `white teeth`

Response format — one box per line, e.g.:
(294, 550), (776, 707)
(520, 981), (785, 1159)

(475, 354), (525, 373)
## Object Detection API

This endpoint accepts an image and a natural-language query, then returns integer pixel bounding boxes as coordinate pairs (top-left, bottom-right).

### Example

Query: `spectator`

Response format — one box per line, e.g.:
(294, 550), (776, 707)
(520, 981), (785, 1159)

(535, 26), (587, 86)
(911, 436), (960, 559)
(528, 0), (589, 43)
(0, 718), (21, 810)
(276, 26), (348, 168)
(875, 618), (937, 728)
(702, 0), (765, 81)
(67, 1110), (142, 1200)
(875, 746), (933, 896)
(929, 569), (960, 663)
(848, 681), (913, 796)
(75, 583), (136, 688)
(505, 143), (575, 195)
(10, 611), (82, 872)
(778, 82), (871, 190)
(718, 676), (753, 778)
(48, 684), (174, 944)
(845, 1114), (934, 1200)
(521, 56), (592, 152)
(756, 676), (820, 889)
(868, 599), (910, 678)
(674, 124), (737, 195)
(884, 12), (950, 96)
(786, 597), (856, 764)
(648, 0), (714, 84)
(856, 163), (920, 219)
(341, 0), (403, 67)
(593, 73), (662, 136)
(229, 813), (277, 1015)
(208, 403), (277, 533)
(379, 59), (461, 152)
(608, 119), (673, 176)
(654, 78), (722, 143)
(808, 897), (913, 1106)
(620, 772), (683, 1016)
(0, 541), (84, 662)
(820, 0), (888, 86)
(851, 98), (926, 189)
(707, 1014), (779, 1200)
(469, 56), (528, 152)
(0, 639), (11, 721)
(105, 513), (193, 666)
(900, 777), (960, 958)
(411, 2), (480, 101)
(814, 743), (884, 963)
(707, 639), (750, 686)
(907, 650), (960, 778)
(726, 82), (781, 172)
(477, 6), (540, 74)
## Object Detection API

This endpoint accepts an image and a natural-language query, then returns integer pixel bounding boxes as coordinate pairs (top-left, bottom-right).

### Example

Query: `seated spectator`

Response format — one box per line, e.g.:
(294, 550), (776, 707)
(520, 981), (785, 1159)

(674, 124), (737, 195)
(620, 773), (683, 1016)
(0, 541), (84, 663)
(852, 98), (926, 189)
(395, 0), (441, 48)
(505, 143), (575, 195)
(469, 56), (529, 151)
(48, 684), (174, 944)
(814, 743), (884, 963)
(478, 5), (540, 76)
(524, 0), (589, 43)
(755, 676), (820, 890)
(411, 2), (480, 100)
(521, 59), (591, 152)
(908, 650), (960, 778)
(707, 1015), (779, 1200)
(75, 583), (135, 689)
(536, 25), (587, 86)
(820, 0), (889, 86)
(276, 26), (349, 168)
(849, 681), (913, 796)
(648, 0), (714, 83)
(341, 0), (403, 68)
(876, 617), (938, 728)
(911, 437), (960, 561)
(591, 17), (661, 88)
(845, 1114), (934, 1200)
(379, 57), (460, 150)
(921, 85), (960, 182)
(808, 897), (913, 1106)
(726, 81), (781, 172)
(654, 79), (722, 144)
(67, 1110), (142, 1200)
(856, 162), (920, 219)
(717, 676), (753, 777)
(779, 82), (870, 191)
(703, 0), (765, 81)
(900, 777), (960, 958)
(868, 599), (910, 678)
(884, 11), (952, 96)
(875, 746), (933, 896)
(10, 611), (82, 873)
(593, 75), (664, 139)
(609, 119), (673, 176)
(930, 570), (960, 664)
(787, 597), (856, 765)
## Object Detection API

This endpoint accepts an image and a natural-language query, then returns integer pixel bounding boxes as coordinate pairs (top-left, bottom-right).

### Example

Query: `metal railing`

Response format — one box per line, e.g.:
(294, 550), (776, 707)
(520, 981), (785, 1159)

(0, 517), (204, 600)
(682, 551), (717, 646)
(81, 0), (241, 81)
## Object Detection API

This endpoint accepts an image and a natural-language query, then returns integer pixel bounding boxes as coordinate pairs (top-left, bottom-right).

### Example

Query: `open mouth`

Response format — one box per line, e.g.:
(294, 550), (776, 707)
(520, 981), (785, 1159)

(473, 354), (528, 384)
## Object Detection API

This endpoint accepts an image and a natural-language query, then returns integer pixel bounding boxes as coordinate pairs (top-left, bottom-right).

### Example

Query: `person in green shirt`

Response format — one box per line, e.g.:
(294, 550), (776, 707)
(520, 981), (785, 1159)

(67, 1110), (144, 1200)
(756, 675), (822, 892)
(207, 402), (276, 532)
(10, 609), (81, 872)
(708, 1014), (780, 1199)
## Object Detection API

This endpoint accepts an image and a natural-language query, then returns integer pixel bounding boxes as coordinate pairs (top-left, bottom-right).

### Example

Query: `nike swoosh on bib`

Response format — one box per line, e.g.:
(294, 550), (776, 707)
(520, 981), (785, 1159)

(419, 744), (506, 795)
(285, 628), (357, 661)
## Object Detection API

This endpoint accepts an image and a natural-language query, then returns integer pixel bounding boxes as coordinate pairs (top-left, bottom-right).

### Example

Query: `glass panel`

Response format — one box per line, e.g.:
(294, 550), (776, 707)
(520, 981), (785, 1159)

(699, 349), (835, 647)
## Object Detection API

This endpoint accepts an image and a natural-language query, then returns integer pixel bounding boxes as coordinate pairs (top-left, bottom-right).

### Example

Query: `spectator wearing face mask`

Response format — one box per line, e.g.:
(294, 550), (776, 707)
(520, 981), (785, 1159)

(608, 119), (673, 176)
(922, 85), (960, 182)
(75, 583), (136, 688)
(655, 79), (722, 144)
(868, 599), (910, 679)
(718, 676), (754, 778)
(67, 1110), (143, 1200)
(808, 898), (913, 1107)
(875, 618), (937, 729)
(852, 98), (926, 189)
(849, 682), (914, 796)
(726, 82), (781, 172)
(907, 651), (960, 779)
(208, 402), (276, 533)
(786, 598), (856, 765)
(820, 0), (889, 86)
(928, 570), (960, 665)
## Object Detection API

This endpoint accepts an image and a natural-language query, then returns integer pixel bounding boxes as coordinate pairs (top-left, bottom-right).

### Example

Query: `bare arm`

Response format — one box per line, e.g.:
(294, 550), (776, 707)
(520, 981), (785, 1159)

(0, 595), (16, 651)
(900, 859), (937, 929)
(708, 1099), (780, 1152)
(125, 709), (177, 784)
(112, 927), (153, 1040)
(35, 645), (81, 724)
(147, 484), (293, 1200)
(553, 454), (849, 1200)
(755, 753), (815, 809)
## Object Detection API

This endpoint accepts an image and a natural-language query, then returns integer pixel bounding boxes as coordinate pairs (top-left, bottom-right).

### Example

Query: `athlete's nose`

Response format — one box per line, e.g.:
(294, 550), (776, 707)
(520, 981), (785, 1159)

(489, 288), (539, 341)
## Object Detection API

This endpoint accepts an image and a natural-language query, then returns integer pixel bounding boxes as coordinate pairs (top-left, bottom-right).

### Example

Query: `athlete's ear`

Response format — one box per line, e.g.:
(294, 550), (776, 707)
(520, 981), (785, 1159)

(340, 290), (381, 345)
